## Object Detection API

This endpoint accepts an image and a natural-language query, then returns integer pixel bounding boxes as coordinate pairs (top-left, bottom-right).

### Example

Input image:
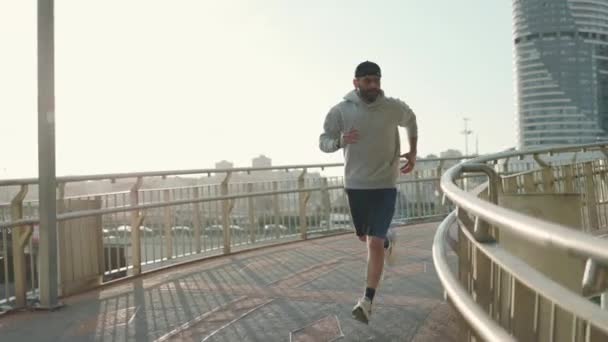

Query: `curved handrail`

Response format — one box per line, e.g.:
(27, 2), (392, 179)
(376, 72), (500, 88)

(458, 216), (608, 335)
(432, 211), (516, 342)
(441, 143), (608, 265)
(476, 141), (608, 165)
(434, 142), (608, 338)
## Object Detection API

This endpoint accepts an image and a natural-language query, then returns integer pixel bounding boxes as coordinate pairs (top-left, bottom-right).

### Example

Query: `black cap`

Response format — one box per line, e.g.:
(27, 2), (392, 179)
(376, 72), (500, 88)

(355, 61), (381, 78)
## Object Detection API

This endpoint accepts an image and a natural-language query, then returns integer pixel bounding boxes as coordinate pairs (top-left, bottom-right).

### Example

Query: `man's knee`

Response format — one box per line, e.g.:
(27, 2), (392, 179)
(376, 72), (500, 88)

(367, 236), (385, 250)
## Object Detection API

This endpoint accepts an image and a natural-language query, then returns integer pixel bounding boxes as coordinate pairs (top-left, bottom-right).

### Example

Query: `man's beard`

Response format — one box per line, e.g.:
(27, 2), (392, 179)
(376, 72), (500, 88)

(359, 89), (380, 103)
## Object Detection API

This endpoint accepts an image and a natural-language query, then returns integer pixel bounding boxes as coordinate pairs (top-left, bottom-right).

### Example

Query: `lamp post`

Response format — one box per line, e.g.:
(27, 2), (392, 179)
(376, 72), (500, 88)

(461, 118), (473, 156)
(37, 0), (60, 309)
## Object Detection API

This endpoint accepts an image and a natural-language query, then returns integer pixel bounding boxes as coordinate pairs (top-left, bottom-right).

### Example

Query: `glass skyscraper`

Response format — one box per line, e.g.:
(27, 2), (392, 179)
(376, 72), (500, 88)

(513, 0), (608, 148)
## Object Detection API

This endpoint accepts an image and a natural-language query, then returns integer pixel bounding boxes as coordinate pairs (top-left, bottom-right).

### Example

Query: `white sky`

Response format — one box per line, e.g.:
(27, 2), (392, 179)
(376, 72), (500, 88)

(0, 1), (516, 179)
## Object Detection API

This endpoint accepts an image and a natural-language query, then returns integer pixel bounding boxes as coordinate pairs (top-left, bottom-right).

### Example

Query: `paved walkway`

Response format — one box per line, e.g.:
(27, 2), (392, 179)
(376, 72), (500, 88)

(0, 222), (459, 341)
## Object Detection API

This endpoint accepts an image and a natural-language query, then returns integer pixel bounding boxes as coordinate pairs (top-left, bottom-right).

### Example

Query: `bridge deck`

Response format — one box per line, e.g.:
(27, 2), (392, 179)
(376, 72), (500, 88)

(0, 222), (458, 341)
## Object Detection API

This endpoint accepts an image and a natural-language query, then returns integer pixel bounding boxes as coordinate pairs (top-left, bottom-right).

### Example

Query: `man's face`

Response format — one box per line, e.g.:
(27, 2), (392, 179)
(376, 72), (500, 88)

(354, 75), (381, 103)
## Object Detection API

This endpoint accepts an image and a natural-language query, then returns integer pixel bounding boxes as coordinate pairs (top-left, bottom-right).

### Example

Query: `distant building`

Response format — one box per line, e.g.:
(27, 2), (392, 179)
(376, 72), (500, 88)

(252, 155), (272, 168)
(513, 0), (608, 148)
(439, 149), (463, 159)
(439, 149), (464, 170)
(215, 160), (234, 169)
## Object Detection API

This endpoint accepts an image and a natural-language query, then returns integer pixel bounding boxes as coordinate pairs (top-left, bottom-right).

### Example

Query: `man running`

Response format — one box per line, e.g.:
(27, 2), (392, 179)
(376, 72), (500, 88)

(319, 61), (418, 324)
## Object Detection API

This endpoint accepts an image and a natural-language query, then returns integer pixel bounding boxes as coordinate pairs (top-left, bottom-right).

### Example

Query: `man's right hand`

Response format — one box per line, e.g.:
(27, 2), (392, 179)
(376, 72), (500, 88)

(342, 128), (360, 145)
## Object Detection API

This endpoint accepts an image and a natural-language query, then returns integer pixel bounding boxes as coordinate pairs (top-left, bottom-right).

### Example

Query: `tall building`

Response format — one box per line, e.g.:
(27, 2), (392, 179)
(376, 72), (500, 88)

(513, 0), (608, 148)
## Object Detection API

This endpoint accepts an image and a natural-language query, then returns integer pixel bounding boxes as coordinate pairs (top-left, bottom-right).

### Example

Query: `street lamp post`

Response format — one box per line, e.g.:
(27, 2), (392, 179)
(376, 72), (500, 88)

(37, 0), (60, 309)
(461, 118), (473, 156)
(460, 118), (473, 191)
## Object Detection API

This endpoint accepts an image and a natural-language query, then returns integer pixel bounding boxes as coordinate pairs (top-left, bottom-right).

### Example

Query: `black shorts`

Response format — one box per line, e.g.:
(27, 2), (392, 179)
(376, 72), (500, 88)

(345, 188), (397, 239)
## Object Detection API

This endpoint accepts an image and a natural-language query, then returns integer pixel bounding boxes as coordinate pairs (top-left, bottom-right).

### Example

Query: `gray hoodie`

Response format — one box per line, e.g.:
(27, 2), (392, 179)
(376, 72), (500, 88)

(319, 90), (418, 189)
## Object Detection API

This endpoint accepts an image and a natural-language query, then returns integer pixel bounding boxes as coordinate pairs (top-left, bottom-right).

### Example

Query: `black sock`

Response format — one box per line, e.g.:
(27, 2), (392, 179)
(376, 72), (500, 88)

(365, 287), (376, 302)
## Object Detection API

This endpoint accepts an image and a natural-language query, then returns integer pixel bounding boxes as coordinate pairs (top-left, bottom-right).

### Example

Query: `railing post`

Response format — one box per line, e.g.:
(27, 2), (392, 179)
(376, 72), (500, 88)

(533, 153), (550, 169)
(10, 185), (31, 308)
(534, 154), (555, 193)
(571, 151), (578, 164)
(489, 171), (501, 205)
(192, 187), (202, 253)
(221, 173), (232, 254)
(163, 189), (173, 260)
(510, 279), (537, 341)
(503, 157), (511, 174)
(130, 177), (143, 275)
(582, 257), (608, 298)
(56, 182), (65, 214)
(56, 182), (65, 296)
(476, 188), (497, 241)
(472, 245), (492, 314)
(436, 161), (445, 214)
(584, 162), (600, 230)
(601, 147), (608, 160)
(456, 207), (473, 290)
(564, 165), (575, 193)
(523, 173), (536, 193)
(272, 181), (281, 239)
(321, 178), (330, 229)
(461, 163), (499, 242)
(600, 163), (608, 210)
(414, 171), (422, 218)
(1, 212), (8, 304)
(503, 177), (517, 194)
(298, 169), (310, 240)
(541, 167), (555, 193)
(247, 183), (256, 244)
(473, 216), (494, 244)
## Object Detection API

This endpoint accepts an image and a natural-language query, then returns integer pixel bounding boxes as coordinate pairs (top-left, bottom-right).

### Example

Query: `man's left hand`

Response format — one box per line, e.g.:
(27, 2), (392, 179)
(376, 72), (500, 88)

(400, 151), (417, 174)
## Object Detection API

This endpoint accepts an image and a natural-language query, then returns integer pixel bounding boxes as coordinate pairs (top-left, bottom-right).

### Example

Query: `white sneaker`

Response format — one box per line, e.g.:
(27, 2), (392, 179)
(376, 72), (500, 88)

(352, 297), (372, 324)
(385, 229), (397, 266)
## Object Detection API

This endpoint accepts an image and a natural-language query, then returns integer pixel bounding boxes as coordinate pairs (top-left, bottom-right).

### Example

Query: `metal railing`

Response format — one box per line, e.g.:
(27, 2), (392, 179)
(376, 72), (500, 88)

(434, 143), (608, 341)
(0, 156), (469, 312)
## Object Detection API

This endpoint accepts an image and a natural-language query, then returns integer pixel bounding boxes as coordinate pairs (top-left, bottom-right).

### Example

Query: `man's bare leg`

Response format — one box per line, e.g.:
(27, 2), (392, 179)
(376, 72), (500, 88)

(352, 235), (385, 324)
(366, 236), (385, 289)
